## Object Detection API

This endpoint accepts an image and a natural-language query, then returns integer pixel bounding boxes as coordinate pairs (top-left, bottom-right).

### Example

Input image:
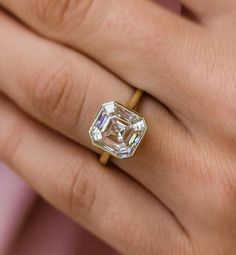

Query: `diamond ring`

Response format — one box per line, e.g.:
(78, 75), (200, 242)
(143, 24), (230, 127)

(89, 89), (147, 165)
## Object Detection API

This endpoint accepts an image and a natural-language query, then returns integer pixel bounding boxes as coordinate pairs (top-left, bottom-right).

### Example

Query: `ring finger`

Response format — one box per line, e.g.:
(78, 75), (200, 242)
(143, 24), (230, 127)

(0, 11), (189, 216)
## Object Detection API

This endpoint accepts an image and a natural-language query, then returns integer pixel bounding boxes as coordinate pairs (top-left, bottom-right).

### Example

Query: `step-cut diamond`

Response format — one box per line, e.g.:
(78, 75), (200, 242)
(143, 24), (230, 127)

(89, 101), (147, 159)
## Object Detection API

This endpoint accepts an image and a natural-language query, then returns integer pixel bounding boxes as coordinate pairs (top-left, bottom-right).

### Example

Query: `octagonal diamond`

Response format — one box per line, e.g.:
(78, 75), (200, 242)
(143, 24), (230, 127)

(89, 101), (147, 159)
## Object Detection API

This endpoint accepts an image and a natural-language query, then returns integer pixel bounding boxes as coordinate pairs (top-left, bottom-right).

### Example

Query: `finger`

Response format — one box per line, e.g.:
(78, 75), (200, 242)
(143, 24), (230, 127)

(0, 0), (202, 117)
(0, 9), (191, 214)
(0, 96), (189, 255)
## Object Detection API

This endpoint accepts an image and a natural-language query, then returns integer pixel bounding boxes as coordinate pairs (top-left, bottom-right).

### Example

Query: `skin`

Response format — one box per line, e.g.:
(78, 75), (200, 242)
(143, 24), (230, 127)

(0, 0), (236, 254)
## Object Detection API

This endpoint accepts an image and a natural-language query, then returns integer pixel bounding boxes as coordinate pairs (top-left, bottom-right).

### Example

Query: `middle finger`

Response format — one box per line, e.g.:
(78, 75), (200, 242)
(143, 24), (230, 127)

(0, 0), (201, 118)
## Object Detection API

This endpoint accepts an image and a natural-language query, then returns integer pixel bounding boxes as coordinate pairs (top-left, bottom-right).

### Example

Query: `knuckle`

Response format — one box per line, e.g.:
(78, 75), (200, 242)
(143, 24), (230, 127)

(29, 63), (75, 122)
(33, 0), (73, 28)
(58, 158), (97, 216)
(32, 0), (96, 30)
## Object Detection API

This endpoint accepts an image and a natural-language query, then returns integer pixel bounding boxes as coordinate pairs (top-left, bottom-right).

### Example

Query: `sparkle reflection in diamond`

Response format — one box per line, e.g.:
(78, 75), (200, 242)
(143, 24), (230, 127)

(89, 101), (147, 159)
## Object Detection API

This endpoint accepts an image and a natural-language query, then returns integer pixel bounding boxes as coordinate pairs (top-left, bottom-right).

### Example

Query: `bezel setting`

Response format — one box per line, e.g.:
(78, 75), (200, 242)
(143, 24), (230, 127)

(89, 101), (147, 159)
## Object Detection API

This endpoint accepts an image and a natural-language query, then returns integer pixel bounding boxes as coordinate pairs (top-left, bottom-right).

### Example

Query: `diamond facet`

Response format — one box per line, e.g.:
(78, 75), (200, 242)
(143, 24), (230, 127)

(89, 101), (147, 159)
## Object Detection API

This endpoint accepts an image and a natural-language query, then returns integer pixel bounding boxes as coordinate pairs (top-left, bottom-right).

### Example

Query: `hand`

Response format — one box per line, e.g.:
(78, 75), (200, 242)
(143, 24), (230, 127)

(0, 0), (236, 254)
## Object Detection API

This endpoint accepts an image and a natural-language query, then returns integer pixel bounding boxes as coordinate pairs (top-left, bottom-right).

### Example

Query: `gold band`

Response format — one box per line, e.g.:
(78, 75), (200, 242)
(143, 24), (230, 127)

(99, 89), (144, 165)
